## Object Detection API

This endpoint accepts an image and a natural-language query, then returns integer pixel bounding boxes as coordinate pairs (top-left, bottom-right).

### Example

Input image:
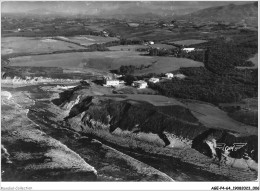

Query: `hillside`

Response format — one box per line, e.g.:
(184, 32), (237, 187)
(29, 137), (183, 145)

(50, 85), (258, 161)
(183, 2), (258, 26)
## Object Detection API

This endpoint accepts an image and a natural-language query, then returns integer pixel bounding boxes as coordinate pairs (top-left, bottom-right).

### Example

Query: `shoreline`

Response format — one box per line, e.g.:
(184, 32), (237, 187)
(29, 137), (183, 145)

(1, 88), (97, 181)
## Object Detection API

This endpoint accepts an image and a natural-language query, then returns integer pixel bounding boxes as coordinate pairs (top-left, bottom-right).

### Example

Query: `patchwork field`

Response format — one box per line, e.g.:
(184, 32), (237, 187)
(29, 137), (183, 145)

(9, 51), (203, 75)
(105, 23), (213, 42)
(1, 37), (84, 55)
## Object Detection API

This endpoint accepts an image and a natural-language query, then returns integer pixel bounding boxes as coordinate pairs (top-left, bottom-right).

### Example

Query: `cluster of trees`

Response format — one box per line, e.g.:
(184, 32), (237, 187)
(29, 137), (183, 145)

(148, 48), (179, 56)
(146, 47), (206, 63)
(147, 40), (256, 71)
(177, 50), (204, 61)
(118, 64), (152, 75)
(120, 73), (157, 85)
(149, 67), (257, 105)
(145, 36), (257, 72)
(88, 43), (109, 51)
(136, 47), (150, 52)
(204, 42), (257, 74)
(103, 39), (144, 47)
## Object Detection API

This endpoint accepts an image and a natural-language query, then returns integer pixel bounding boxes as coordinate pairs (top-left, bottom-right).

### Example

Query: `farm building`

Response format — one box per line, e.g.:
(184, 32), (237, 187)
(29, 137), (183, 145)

(104, 79), (120, 87)
(103, 76), (120, 87)
(165, 73), (174, 79)
(149, 41), (155, 45)
(149, 77), (160, 83)
(131, 80), (148, 89)
(182, 48), (195, 53)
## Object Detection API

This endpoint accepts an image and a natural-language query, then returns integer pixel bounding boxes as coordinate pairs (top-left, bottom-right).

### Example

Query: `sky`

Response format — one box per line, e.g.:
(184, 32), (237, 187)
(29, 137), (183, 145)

(1, 1), (252, 15)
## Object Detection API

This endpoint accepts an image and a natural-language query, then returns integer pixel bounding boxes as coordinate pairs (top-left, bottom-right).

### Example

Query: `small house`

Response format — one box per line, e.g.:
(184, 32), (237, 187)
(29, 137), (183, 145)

(182, 48), (195, 53)
(102, 31), (109, 37)
(165, 73), (174, 79)
(104, 79), (120, 87)
(148, 77), (160, 83)
(103, 76), (120, 87)
(131, 80), (148, 89)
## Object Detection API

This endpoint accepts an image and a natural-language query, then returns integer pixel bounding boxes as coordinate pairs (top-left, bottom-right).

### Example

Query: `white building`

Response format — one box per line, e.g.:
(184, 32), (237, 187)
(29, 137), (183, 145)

(102, 31), (109, 37)
(148, 77), (160, 83)
(182, 48), (195, 53)
(131, 80), (148, 89)
(113, 74), (123, 78)
(104, 79), (120, 87)
(148, 41), (155, 45)
(165, 73), (174, 79)
(103, 76), (120, 87)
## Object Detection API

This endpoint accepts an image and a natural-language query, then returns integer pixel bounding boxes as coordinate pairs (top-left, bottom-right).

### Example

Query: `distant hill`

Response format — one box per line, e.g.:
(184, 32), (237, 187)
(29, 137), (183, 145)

(182, 2), (258, 26)
(2, 1), (250, 16)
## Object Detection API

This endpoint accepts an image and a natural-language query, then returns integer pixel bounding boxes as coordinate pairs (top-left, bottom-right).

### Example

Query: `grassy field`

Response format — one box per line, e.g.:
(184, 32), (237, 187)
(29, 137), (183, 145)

(9, 51), (203, 75)
(1, 37), (84, 55)
(183, 100), (258, 136)
(59, 35), (119, 46)
(105, 94), (258, 136)
(104, 94), (185, 107)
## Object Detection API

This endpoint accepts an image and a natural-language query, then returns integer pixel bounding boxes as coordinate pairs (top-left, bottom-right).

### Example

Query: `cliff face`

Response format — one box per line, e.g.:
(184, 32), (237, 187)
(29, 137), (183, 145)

(81, 98), (207, 141)
(53, 85), (258, 165)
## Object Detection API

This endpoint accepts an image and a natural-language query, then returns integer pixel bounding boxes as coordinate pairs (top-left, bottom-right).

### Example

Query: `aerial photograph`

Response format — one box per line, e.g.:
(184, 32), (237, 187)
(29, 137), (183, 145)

(1, 0), (258, 184)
